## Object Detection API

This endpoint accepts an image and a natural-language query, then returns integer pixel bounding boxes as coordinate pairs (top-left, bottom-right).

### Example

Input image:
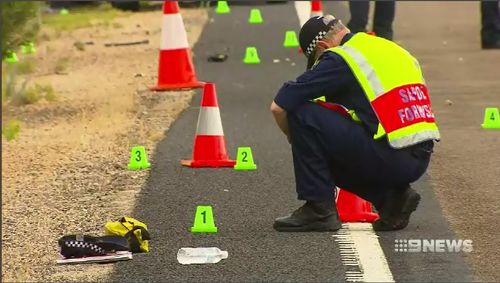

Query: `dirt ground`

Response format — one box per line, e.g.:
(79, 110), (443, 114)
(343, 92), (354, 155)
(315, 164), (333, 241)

(395, 2), (500, 281)
(1, 7), (207, 282)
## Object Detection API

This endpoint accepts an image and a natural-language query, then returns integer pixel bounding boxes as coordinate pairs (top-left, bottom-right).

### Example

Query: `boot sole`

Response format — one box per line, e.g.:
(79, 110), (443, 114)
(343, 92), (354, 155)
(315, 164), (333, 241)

(373, 190), (421, 231)
(274, 218), (342, 232)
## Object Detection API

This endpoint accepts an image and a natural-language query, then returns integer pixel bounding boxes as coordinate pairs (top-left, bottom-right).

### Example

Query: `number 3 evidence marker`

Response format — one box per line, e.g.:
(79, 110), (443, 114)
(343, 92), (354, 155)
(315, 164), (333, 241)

(128, 146), (151, 170)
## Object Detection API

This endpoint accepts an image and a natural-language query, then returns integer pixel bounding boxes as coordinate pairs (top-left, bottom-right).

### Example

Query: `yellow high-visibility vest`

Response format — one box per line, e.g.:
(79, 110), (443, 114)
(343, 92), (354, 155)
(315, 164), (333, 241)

(323, 32), (440, 148)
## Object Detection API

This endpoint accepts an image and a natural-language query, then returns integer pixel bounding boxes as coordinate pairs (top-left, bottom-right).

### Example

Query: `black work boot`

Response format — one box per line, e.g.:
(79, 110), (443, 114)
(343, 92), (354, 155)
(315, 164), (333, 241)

(373, 186), (421, 231)
(273, 201), (342, 232)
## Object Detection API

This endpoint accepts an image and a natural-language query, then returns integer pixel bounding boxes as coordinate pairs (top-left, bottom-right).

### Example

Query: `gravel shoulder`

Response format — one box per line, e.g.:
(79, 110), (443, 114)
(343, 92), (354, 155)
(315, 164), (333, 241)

(1, 7), (207, 282)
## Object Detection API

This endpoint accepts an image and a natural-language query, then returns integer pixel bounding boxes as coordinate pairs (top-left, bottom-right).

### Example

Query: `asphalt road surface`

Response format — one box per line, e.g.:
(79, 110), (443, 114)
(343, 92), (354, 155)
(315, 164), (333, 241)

(110, 2), (474, 282)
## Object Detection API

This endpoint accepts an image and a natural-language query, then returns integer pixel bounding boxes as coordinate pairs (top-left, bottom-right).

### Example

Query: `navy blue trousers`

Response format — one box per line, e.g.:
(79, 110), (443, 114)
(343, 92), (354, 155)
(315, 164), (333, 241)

(481, 0), (500, 43)
(288, 103), (432, 208)
(347, 1), (395, 40)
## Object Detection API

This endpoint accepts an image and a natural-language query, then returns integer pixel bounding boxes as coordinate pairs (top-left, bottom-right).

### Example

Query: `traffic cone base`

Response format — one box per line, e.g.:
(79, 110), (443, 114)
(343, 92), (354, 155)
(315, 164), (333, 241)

(191, 205), (218, 233)
(336, 188), (379, 223)
(182, 136), (236, 167)
(482, 107), (500, 129)
(234, 147), (257, 170)
(182, 159), (236, 168)
(151, 81), (205, 91)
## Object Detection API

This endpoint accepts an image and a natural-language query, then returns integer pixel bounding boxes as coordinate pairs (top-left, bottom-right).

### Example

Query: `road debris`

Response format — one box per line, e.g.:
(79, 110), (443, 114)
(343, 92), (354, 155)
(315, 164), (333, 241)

(207, 53), (228, 62)
(104, 40), (149, 47)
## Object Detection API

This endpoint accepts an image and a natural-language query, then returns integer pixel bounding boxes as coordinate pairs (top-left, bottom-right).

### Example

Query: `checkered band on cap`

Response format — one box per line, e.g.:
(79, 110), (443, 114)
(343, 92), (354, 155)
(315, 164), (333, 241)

(305, 30), (328, 56)
(65, 240), (105, 253)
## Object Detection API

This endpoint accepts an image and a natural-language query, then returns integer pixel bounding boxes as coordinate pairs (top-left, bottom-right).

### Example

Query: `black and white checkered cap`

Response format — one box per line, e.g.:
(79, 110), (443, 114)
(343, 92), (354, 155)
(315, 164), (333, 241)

(65, 240), (106, 254)
(305, 30), (328, 56)
(299, 15), (338, 69)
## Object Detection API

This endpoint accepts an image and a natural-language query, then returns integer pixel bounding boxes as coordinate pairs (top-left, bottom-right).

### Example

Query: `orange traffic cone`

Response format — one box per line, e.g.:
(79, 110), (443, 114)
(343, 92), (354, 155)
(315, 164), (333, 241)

(310, 1), (323, 18)
(335, 188), (379, 223)
(150, 1), (204, 91)
(181, 83), (236, 168)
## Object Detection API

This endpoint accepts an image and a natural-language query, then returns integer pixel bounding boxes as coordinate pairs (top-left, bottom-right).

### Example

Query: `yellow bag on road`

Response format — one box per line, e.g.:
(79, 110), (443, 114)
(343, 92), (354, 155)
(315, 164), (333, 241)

(104, 216), (150, 253)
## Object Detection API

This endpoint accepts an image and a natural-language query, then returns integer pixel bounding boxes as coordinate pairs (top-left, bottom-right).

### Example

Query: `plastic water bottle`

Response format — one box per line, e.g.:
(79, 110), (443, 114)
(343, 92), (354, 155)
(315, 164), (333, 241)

(177, 247), (228, 265)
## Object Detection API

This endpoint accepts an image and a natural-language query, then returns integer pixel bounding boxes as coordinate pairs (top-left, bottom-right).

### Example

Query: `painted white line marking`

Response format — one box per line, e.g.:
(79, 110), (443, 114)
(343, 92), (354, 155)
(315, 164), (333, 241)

(333, 223), (394, 282)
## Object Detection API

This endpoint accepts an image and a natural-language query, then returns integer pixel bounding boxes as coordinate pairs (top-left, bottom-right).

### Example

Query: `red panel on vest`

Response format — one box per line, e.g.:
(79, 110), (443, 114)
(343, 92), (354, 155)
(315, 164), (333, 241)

(372, 84), (436, 133)
(315, 101), (351, 119)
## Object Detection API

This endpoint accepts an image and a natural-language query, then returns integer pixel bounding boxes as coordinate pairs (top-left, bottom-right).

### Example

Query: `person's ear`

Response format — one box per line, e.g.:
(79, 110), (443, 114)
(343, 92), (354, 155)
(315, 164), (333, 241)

(317, 40), (329, 49)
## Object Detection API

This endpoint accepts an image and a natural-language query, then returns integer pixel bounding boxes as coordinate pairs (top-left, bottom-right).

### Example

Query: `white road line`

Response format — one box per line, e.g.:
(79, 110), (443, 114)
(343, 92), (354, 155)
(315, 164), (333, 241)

(333, 223), (394, 282)
(291, 3), (394, 281)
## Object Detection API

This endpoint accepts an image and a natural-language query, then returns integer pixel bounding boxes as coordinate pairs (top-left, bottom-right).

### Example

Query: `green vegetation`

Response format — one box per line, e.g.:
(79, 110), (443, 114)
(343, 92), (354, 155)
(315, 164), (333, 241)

(2, 62), (57, 106)
(18, 83), (58, 105)
(19, 86), (41, 104)
(16, 58), (36, 75)
(1, 2), (40, 57)
(42, 3), (130, 32)
(2, 119), (21, 141)
(41, 84), (58, 102)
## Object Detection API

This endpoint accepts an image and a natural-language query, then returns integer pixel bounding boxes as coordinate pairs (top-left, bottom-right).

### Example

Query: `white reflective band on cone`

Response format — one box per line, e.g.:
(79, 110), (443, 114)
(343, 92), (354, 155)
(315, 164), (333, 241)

(161, 14), (189, 50)
(196, 107), (224, 136)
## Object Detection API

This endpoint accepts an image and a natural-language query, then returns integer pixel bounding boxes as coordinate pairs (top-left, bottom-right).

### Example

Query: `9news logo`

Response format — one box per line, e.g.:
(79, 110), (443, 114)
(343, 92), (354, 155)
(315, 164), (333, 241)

(394, 239), (473, 253)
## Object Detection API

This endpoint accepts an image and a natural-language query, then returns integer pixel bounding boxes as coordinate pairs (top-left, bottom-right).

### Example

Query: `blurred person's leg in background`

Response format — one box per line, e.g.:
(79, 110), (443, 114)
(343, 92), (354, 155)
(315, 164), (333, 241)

(481, 0), (500, 49)
(373, 1), (395, 40)
(347, 1), (395, 40)
(347, 1), (369, 33)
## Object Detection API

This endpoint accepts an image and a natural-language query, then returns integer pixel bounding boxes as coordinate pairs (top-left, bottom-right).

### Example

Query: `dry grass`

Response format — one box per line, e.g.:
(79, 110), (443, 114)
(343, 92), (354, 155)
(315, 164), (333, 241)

(2, 6), (207, 282)
(54, 57), (70, 74)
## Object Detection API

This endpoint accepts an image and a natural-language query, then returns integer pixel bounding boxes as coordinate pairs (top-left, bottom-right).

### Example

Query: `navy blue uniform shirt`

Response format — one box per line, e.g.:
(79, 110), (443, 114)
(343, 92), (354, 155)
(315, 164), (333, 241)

(274, 33), (379, 135)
